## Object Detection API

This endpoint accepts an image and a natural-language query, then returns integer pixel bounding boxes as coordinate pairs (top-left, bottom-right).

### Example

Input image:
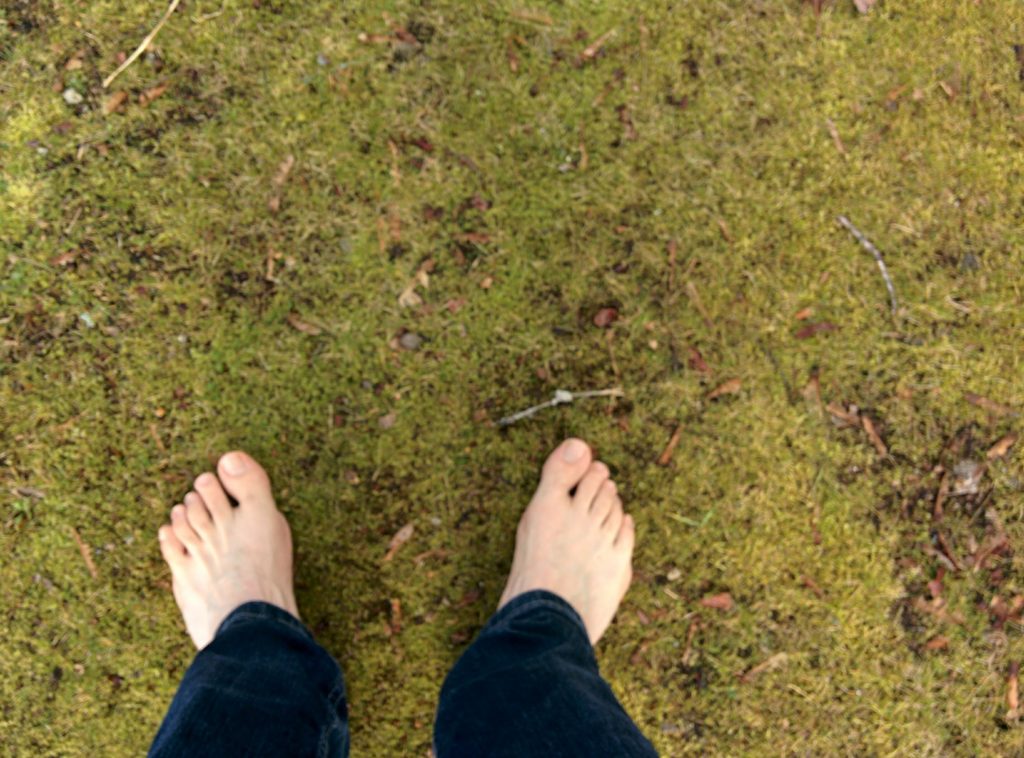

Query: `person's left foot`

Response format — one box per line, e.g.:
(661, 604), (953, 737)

(157, 451), (298, 649)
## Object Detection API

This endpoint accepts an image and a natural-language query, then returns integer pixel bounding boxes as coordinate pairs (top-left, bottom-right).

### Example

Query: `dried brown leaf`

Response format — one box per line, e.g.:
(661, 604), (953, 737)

(707, 378), (741, 401)
(286, 313), (323, 335)
(383, 523), (414, 562)
(103, 90), (128, 115)
(687, 347), (710, 375)
(987, 433), (1019, 461)
(593, 307), (619, 328)
(139, 82), (169, 106)
(739, 652), (788, 684)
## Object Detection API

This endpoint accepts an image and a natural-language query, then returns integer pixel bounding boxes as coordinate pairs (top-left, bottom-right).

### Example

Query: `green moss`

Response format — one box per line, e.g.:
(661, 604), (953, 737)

(5, 0), (1024, 753)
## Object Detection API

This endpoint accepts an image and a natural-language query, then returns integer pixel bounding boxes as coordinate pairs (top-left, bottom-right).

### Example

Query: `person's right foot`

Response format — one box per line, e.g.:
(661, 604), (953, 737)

(498, 438), (635, 644)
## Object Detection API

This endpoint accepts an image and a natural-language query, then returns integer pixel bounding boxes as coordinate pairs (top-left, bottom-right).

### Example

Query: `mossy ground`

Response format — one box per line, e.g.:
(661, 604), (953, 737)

(4, 0), (1024, 754)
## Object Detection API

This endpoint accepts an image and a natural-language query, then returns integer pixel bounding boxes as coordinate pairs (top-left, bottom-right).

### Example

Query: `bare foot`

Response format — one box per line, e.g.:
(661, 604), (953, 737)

(498, 438), (635, 644)
(157, 451), (298, 649)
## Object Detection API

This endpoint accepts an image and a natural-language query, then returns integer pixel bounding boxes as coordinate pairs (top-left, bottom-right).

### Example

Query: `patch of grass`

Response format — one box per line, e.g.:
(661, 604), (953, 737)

(5, 0), (1024, 753)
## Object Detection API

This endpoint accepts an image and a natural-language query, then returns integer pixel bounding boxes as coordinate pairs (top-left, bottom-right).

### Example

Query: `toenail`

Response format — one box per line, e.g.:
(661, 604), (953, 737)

(221, 452), (247, 476)
(562, 439), (587, 463)
(196, 473), (214, 487)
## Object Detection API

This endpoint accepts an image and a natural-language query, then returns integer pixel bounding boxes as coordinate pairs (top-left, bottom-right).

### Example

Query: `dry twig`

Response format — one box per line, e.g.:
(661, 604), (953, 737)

(837, 215), (898, 316)
(497, 388), (623, 427)
(103, 0), (182, 88)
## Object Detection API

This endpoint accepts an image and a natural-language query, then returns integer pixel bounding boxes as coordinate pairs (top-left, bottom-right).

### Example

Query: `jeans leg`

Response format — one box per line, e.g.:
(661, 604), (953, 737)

(434, 590), (657, 757)
(150, 601), (349, 758)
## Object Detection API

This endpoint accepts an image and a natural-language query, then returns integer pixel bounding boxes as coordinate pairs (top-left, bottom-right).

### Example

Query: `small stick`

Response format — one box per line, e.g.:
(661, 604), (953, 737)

(497, 388), (624, 427)
(837, 215), (898, 315)
(70, 527), (98, 579)
(103, 0), (182, 88)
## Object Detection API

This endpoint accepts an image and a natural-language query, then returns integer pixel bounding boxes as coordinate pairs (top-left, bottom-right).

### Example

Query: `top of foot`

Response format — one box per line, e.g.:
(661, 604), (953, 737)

(158, 451), (298, 649)
(499, 438), (635, 644)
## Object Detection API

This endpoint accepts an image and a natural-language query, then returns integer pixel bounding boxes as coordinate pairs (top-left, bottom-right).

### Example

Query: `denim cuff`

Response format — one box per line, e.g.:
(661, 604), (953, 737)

(215, 600), (310, 641)
(484, 589), (590, 641)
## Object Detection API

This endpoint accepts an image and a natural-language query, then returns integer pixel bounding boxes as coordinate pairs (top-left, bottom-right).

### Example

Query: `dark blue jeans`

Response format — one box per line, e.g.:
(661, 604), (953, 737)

(150, 590), (657, 757)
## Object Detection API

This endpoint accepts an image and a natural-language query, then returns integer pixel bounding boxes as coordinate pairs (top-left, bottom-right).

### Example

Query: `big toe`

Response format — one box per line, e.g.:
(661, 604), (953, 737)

(217, 451), (275, 509)
(538, 438), (593, 493)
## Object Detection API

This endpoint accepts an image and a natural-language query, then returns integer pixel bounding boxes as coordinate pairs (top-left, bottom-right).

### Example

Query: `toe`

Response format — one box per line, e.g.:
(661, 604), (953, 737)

(602, 497), (624, 536)
(615, 513), (636, 552)
(171, 505), (202, 551)
(158, 524), (186, 566)
(538, 438), (592, 493)
(217, 451), (275, 510)
(589, 480), (618, 523)
(194, 472), (233, 522)
(572, 462), (610, 508)
(184, 492), (215, 538)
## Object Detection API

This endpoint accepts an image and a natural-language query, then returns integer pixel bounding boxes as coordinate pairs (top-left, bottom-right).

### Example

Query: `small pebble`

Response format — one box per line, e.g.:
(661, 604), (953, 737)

(62, 88), (83, 105)
(399, 332), (423, 350)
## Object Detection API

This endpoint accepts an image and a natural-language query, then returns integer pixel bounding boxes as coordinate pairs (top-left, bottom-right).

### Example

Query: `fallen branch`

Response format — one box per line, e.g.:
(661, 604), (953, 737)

(497, 388), (623, 427)
(837, 215), (898, 315)
(103, 0), (182, 88)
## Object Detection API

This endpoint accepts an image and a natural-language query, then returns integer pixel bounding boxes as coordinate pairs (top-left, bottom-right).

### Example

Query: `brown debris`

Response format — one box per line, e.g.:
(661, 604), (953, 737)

(987, 433), (1019, 461)
(389, 598), (403, 635)
(593, 307), (619, 328)
(707, 378), (741, 401)
(965, 392), (1016, 417)
(738, 652), (788, 684)
(794, 306), (814, 320)
(826, 402), (860, 428)
(861, 414), (888, 457)
(700, 592), (734, 611)
(680, 618), (702, 666)
(684, 281), (713, 327)
(656, 424), (683, 466)
(687, 347), (710, 376)
(616, 104), (638, 141)
(70, 527), (98, 579)
(934, 531), (963, 571)
(139, 82), (169, 106)
(795, 321), (838, 339)
(383, 523), (414, 562)
(581, 29), (615, 61)
(286, 313), (323, 336)
(268, 154), (295, 213)
(924, 635), (949, 651)
(103, 90), (128, 115)
(1008, 662), (1021, 722)
(801, 576), (825, 598)
(825, 118), (846, 154)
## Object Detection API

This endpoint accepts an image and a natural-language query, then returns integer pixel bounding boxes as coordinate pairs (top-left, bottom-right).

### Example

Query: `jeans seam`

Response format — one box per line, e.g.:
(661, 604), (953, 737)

(218, 606), (309, 640)
(487, 594), (589, 641)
